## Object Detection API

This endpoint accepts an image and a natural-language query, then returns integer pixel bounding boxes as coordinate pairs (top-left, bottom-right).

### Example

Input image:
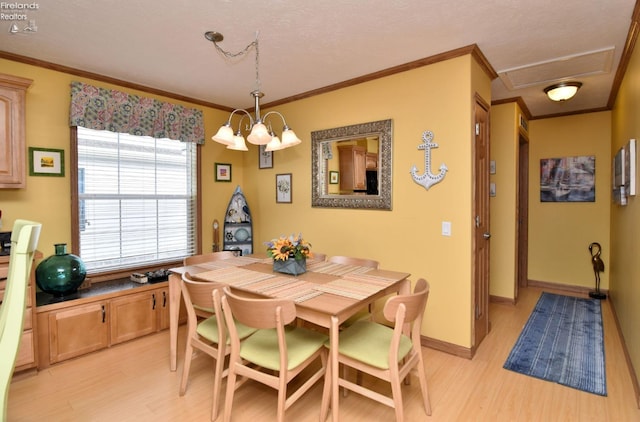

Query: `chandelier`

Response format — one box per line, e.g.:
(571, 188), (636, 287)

(206, 31), (302, 152)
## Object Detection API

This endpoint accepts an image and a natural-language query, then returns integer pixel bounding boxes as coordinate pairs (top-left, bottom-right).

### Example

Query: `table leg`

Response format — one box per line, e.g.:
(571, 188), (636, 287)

(168, 272), (181, 371)
(330, 315), (339, 422)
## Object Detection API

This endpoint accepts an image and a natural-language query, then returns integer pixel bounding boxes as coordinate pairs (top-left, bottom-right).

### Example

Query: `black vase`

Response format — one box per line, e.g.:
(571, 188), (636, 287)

(35, 243), (87, 296)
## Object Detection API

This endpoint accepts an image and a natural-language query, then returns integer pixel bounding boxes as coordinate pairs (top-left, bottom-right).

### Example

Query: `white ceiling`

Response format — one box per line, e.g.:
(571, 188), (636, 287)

(1, 0), (636, 118)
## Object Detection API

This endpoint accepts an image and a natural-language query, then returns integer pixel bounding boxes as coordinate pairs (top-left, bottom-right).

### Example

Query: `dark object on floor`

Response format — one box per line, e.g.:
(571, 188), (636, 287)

(589, 242), (607, 299)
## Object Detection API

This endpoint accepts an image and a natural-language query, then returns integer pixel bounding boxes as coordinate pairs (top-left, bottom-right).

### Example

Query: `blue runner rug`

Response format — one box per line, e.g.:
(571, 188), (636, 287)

(503, 292), (607, 396)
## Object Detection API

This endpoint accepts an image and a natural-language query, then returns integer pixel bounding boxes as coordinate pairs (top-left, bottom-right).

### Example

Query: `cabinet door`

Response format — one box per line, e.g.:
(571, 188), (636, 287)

(110, 290), (159, 345)
(352, 148), (366, 189)
(338, 145), (367, 191)
(0, 74), (32, 188)
(157, 288), (171, 330)
(48, 302), (109, 364)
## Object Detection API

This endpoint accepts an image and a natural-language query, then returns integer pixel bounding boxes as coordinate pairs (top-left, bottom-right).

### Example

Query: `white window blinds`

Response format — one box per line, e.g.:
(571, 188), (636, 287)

(76, 127), (197, 272)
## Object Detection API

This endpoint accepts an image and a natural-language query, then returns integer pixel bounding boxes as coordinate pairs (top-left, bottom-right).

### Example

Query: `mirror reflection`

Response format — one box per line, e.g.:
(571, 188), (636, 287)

(311, 119), (392, 210)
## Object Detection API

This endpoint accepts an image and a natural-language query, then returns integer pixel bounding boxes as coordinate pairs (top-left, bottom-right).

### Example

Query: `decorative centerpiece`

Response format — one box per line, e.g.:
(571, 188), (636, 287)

(265, 234), (312, 276)
(35, 243), (87, 296)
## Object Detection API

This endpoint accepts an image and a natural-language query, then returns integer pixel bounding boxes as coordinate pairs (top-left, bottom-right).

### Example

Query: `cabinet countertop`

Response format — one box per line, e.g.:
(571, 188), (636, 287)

(36, 278), (169, 312)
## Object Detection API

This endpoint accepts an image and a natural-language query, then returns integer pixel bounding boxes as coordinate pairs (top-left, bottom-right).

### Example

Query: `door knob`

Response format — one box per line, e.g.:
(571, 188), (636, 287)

(483, 233), (491, 239)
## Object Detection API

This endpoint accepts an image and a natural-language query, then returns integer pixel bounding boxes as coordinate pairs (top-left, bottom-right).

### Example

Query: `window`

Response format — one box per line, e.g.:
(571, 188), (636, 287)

(74, 127), (197, 273)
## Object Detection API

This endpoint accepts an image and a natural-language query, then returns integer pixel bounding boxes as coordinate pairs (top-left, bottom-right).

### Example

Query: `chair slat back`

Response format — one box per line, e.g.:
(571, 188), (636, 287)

(181, 274), (224, 315)
(328, 255), (379, 269)
(383, 278), (430, 324)
(183, 251), (235, 266)
(222, 287), (297, 329)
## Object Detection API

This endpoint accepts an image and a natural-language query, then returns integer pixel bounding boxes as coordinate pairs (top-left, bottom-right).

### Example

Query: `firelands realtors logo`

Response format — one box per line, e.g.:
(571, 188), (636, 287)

(1, 2), (39, 34)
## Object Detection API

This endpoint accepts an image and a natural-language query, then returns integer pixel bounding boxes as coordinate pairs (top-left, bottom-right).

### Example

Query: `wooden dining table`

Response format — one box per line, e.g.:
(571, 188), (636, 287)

(168, 255), (410, 421)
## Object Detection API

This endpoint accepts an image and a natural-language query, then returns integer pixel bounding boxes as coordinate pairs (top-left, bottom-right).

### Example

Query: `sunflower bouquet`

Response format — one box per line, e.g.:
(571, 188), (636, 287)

(265, 233), (312, 261)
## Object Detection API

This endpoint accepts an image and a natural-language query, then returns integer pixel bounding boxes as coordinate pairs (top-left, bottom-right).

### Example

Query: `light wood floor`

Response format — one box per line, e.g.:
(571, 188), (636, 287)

(8, 286), (640, 421)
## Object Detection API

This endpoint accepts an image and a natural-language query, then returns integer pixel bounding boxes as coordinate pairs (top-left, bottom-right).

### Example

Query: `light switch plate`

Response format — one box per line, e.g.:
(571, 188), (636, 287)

(442, 221), (451, 236)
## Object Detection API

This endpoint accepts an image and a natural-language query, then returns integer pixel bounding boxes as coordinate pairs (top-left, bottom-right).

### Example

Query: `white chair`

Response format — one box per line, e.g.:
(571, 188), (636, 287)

(320, 278), (432, 422)
(0, 220), (41, 421)
(221, 286), (328, 422)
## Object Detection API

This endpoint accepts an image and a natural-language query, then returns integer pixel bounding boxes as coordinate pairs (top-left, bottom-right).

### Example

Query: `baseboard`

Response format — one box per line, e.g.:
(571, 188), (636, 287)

(490, 295), (516, 305)
(420, 335), (473, 359)
(607, 291), (640, 409)
(527, 279), (609, 296)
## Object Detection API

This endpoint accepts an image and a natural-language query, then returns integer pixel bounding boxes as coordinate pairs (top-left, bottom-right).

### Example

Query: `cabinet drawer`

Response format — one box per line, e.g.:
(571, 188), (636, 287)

(15, 330), (35, 367)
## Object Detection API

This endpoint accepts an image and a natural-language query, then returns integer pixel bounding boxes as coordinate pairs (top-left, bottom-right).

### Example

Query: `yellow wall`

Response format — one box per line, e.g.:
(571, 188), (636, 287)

(489, 102), (520, 299)
(0, 58), (236, 257)
(242, 55), (490, 347)
(0, 53), (491, 349)
(610, 30), (640, 388)
(528, 112), (611, 288)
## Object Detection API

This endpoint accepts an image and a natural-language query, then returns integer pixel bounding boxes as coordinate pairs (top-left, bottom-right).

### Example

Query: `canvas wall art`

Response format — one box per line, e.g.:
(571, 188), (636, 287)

(540, 156), (595, 202)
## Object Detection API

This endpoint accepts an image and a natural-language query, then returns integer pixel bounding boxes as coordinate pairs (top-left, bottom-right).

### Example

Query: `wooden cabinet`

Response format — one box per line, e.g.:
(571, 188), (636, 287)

(45, 302), (109, 364)
(0, 252), (40, 372)
(110, 288), (168, 344)
(37, 282), (171, 368)
(366, 152), (378, 170)
(338, 145), (367, 192)
(0, 73), (33, 189)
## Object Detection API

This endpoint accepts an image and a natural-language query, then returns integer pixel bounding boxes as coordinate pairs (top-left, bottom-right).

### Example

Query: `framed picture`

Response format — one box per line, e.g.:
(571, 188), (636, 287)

(215, 163), (232, 182)
(259, 145), (273, 169)
(329, 171), (339, 184)
(29, 147), (65, 177)
(276, 173), (292, 203)
(540, 156), (595, 202)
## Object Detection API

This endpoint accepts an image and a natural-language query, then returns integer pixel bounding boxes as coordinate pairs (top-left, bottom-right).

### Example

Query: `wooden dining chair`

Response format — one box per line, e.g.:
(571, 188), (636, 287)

(327, 255), (379, 269)
(328, 255), (380, 325)
(183, 251), (235, 318)
(179, 273), (256, 421)
(311, 252), (327, 262)
(183, 250), (236, 266)
(220, 286), (328, 422)
(0, 220), (41, 422)
(320, 278), (432, 422)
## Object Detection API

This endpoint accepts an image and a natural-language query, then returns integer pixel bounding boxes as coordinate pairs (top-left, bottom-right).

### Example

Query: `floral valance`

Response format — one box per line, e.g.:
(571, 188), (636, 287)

(69, 81), (205, 144)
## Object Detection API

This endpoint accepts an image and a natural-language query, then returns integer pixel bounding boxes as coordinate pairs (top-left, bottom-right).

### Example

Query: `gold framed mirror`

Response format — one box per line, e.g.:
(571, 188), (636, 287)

(311, 119), (392, 210)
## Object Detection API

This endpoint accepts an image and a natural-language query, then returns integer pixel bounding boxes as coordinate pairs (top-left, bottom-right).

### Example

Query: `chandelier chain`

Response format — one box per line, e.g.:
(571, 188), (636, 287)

(211, 31), (261, 92)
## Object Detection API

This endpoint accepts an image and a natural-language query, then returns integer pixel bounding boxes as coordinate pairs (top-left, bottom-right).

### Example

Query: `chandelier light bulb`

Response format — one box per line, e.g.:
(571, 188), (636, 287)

(212, 124), (234, 145)
(265, 135), (282, 151)
(247, 122), (271, 145)
(227, 134), (248, 151)
(280, 128), (302, 148)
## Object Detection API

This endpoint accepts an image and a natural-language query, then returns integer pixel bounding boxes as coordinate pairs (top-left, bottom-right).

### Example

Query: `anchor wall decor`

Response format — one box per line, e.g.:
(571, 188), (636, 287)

(410, 130), (448, 190)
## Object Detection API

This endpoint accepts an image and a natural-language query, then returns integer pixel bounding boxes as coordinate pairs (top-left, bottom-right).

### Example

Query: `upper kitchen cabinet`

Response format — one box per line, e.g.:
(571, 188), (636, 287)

(0, 73), (33, 188)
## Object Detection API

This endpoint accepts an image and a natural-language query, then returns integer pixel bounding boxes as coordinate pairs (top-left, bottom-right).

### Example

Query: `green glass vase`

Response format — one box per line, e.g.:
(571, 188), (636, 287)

(35, 243), (87, 296)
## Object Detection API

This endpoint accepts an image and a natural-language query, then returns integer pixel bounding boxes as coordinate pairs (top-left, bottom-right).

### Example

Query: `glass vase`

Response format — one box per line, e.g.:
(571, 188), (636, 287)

(35, 243), (87, 296)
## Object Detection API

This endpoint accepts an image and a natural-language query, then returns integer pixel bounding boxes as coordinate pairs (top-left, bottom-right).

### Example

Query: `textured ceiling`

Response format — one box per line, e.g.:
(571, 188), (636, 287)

(1, 0), (636, 118)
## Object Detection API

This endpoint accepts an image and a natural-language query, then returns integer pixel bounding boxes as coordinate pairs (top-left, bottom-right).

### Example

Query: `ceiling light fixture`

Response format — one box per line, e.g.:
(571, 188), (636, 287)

(206, 30), (301, 152)
(544, 82), (582, 102)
